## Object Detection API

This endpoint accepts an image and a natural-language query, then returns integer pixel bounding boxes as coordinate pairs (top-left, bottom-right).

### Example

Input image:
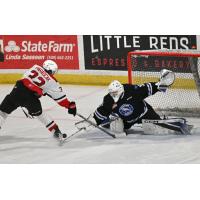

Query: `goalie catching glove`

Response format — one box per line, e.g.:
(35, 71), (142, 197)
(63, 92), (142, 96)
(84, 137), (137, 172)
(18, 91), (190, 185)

(156, 69), (175, 92)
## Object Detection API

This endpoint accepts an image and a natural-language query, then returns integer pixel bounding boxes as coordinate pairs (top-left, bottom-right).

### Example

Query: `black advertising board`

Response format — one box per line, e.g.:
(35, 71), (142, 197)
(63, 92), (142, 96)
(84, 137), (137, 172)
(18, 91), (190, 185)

(83, 35), (197, 72)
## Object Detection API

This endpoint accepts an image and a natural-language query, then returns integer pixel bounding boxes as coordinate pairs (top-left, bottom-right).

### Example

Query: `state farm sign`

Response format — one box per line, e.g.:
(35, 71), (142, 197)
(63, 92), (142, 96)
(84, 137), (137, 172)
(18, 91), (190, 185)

(0, 35), (79, 70)
(5, 40), (75, 53)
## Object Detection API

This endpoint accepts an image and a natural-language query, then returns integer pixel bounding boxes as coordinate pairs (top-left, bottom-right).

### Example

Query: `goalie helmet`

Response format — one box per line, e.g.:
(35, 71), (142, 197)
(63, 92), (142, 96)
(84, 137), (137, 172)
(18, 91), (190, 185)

(108, 80), (124, 102)
(43, 60), (58, 75)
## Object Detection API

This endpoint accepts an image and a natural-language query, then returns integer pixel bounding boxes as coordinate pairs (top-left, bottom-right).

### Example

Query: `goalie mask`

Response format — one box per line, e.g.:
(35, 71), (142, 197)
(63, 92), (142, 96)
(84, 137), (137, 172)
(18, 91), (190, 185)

(43, 60), (58, 75)
(108, 80), (124, 102)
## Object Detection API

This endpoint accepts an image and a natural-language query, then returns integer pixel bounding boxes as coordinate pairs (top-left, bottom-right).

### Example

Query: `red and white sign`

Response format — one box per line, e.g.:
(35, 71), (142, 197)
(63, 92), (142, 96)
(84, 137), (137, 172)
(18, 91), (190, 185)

(0, 35), (79, 69)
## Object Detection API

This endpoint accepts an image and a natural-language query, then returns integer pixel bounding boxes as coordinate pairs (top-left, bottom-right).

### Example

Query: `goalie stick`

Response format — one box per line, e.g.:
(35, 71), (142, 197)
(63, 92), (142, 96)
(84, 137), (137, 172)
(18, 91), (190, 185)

(75, 113), (119, 129)
(76, 113), (116, 138)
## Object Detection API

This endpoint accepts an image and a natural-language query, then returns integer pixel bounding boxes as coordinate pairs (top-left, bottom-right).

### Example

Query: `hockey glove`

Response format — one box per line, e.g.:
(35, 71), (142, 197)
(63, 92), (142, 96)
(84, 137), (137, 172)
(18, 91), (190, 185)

(68, 101), (77, 116)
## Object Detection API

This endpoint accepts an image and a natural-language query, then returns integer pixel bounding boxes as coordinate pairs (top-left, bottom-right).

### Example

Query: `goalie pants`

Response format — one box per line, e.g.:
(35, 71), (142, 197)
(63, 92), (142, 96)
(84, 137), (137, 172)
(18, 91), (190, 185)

(123, 103), (161, 129)
(0, 80), (42, 116)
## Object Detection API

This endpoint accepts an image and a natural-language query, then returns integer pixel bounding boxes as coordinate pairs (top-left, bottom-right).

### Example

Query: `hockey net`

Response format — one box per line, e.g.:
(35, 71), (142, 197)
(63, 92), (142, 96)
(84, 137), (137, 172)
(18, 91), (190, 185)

(127, 50), (200, 117)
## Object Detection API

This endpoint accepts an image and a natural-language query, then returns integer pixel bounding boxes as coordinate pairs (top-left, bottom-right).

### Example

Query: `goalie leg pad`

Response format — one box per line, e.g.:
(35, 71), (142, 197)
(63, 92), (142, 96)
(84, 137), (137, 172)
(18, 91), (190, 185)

(142, 118), (193, 135)
(110, 118), (124, 133)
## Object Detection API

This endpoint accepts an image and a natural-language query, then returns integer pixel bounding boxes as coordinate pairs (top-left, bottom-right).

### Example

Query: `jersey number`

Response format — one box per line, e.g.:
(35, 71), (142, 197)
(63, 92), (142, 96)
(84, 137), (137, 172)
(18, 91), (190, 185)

(28, 70), (46, 87)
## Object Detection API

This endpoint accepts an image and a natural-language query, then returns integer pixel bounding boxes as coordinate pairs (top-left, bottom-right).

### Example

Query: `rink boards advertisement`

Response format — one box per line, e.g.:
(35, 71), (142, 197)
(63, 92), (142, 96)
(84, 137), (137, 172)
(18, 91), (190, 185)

(0, 35), (200, 85)
(0, 35), (79, 69)
(83, 35), (197, 73)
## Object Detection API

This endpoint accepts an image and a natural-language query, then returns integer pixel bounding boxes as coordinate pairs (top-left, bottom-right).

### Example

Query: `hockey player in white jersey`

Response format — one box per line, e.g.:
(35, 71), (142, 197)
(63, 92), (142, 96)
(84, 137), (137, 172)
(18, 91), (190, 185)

(0, 60), (77, 141)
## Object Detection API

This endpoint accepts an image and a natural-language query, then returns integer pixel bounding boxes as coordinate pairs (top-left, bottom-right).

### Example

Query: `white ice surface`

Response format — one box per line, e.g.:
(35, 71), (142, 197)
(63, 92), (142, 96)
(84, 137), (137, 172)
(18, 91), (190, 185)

(0, 85), (200, 164)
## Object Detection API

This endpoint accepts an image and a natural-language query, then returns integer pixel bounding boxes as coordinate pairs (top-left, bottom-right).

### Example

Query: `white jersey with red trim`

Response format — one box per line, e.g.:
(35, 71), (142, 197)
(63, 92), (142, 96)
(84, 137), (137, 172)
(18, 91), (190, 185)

(22, 65), (67, 102)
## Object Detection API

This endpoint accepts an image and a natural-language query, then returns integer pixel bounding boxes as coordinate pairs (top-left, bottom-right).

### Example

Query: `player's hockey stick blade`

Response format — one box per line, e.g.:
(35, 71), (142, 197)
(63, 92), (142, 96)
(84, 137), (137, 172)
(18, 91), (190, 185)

(77, 113), (116, 138)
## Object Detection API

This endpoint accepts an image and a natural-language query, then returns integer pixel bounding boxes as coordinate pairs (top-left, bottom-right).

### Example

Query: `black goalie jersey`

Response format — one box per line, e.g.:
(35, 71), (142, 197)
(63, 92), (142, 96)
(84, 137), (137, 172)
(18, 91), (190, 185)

(94, 82), (161, 129)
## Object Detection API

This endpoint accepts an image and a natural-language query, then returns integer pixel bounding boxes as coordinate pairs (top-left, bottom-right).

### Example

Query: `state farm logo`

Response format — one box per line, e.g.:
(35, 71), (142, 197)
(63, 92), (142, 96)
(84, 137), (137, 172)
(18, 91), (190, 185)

(5, 41), (20, 52)
(4, 40), (75, 53)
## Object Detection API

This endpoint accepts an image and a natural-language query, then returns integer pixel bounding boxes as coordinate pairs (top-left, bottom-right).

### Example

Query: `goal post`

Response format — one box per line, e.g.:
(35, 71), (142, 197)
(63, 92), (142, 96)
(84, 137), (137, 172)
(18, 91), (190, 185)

(127, 50), (200, 117)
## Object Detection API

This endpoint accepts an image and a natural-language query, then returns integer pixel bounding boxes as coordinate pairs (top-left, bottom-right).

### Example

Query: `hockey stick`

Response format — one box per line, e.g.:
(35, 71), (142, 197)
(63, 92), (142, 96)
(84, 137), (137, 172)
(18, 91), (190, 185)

(75, 114), (93, 127)
(58, 127), (86, 146)
(75, 113), (119, 129)
(76, 113), (116, 138)
(67, 127), (86, 140)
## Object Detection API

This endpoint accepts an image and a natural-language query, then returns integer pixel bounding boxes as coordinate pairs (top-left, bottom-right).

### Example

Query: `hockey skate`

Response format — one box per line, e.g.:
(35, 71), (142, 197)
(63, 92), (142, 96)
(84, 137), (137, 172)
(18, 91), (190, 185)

(54, 128), (67, 145)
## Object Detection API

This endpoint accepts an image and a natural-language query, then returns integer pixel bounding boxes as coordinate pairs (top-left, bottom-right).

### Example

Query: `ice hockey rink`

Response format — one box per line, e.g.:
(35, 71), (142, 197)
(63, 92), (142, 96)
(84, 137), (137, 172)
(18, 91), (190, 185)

(0, 84), (200, 164)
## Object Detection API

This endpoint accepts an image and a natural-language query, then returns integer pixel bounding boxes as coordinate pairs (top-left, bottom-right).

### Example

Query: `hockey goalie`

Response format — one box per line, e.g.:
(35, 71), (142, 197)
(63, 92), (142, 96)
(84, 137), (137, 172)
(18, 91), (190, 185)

(92, 69), (193, 135)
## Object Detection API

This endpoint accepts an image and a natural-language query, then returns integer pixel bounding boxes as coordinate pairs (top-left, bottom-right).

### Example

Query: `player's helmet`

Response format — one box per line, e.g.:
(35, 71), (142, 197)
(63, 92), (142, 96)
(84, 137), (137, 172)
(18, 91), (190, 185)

(43, 60), (58, 75)
(108, 80), (124, 102)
